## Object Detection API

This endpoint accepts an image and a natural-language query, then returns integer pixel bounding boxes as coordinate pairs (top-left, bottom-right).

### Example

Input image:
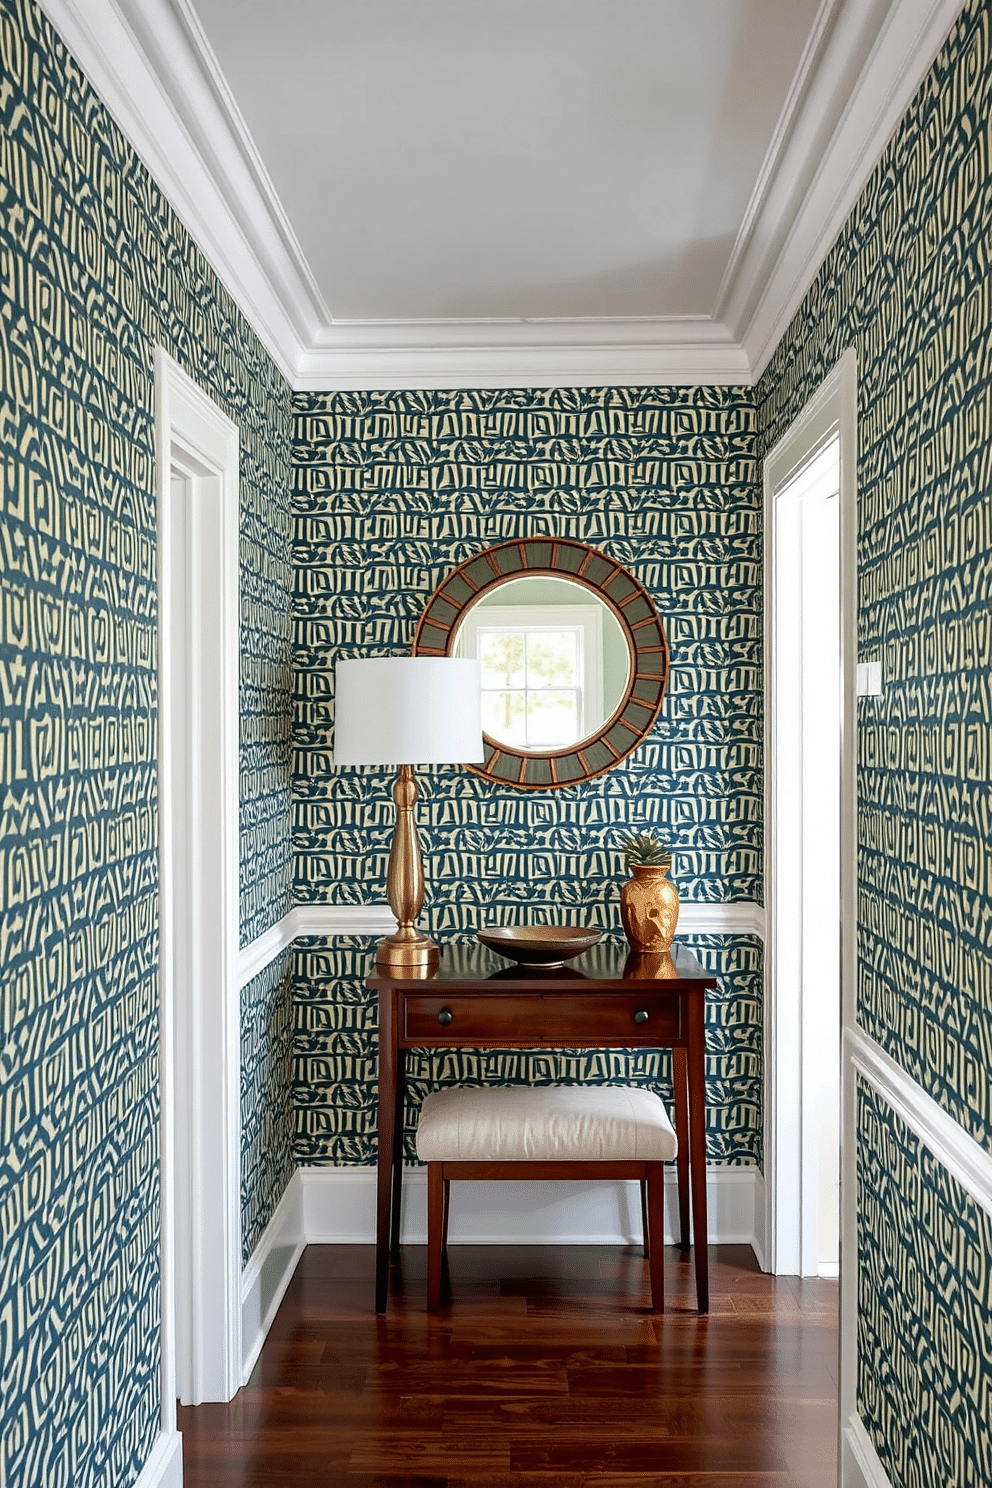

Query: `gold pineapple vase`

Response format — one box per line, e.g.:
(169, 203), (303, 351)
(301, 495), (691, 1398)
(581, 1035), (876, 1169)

(620, 863), (680, 953)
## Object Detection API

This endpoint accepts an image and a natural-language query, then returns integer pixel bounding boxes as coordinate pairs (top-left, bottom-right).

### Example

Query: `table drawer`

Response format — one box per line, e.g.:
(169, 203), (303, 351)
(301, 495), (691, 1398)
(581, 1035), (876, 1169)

(402, 993), (680, 1046)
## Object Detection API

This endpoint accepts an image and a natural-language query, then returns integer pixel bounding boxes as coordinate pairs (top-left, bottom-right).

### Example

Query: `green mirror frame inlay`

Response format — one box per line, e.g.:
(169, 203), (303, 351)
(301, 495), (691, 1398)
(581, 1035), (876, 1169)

(412, 538), (670, 790)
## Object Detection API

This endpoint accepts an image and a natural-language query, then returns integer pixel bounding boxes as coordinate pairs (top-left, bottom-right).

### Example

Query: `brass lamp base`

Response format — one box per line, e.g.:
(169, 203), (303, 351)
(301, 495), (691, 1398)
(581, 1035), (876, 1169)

(377, 765), (439, 976)
(375, 930), (439, 975)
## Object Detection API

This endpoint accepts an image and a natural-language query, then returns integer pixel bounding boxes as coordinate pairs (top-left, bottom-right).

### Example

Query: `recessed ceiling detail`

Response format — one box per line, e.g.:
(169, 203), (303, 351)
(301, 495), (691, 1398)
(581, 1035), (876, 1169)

(192, 0), (819, 324)
(40, 0), (964, 385)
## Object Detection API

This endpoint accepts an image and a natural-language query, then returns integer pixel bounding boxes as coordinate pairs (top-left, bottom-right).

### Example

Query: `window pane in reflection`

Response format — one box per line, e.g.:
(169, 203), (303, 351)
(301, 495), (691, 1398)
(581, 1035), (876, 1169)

(481, 690), (526, 746)
(527, 690), (578, 745)
(479, 631), (525, 688)
(525, 632), (577, 689)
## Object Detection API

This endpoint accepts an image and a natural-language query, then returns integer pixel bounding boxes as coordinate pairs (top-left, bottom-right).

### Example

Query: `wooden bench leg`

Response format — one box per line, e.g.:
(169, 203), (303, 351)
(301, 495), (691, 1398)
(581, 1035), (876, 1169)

(441, 1177), (451, 1302)
(673, 1046), (691, 1251)
(639, 1179), (650, 1258)
(427, 1163), (445, 1311)
(646, 1163), (666, 1313)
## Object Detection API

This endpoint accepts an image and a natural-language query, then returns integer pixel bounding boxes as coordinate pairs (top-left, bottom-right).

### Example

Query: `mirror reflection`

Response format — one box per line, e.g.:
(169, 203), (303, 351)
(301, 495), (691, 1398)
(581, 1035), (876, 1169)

(452, 576), (632, 752)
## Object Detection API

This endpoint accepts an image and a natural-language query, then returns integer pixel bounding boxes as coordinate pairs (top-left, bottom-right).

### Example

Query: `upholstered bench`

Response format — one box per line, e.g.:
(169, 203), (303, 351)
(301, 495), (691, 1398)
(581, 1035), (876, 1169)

(415, 1084), (678, 1312)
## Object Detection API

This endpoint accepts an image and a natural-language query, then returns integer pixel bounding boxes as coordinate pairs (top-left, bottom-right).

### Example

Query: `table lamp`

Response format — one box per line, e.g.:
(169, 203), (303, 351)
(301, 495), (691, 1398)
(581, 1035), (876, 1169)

(334, 656), (484, 973)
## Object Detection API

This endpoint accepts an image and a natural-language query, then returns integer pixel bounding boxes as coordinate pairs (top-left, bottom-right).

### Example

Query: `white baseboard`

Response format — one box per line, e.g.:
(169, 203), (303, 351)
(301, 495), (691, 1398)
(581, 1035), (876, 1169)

(240, 1172), (305, 1384)
(134, 1431), (183, 1488)
(750, 1167), (768, 1271)
(300, 1165), (760, 1248)
(842, 1414), (893, 1488)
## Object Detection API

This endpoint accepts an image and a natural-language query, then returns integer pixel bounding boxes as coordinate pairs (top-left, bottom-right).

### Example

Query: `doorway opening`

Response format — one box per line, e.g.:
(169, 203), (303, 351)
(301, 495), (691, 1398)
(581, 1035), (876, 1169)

(156, 349), (242, 1410)
(764, 349), (857, 1280)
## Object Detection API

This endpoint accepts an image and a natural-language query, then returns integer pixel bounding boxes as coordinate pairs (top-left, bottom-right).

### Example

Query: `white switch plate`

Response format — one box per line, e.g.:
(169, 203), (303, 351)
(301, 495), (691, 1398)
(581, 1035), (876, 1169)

(856, 661), (882, 696)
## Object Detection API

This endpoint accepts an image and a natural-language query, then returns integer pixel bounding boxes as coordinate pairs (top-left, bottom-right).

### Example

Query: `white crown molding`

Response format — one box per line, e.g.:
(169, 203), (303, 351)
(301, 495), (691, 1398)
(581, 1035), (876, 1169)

(714, 0), (845, 321)
(297, 315), (750, 389)
(35, 0), (320, 383)
(847, 1026), (992, 1219)
(733, 0), (965, 380)
(38, 0), (962, 391)
(294, 331), (751, 390)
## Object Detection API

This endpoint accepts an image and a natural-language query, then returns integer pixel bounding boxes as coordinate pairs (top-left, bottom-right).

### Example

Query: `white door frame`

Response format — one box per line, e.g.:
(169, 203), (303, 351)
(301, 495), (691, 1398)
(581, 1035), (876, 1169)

(156, 347), (242, 1412)
(763, 347), (858, 1277)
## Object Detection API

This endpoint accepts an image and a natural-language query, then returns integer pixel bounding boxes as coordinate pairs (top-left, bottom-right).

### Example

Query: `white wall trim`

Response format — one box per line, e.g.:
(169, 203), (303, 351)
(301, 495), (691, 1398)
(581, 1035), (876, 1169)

(848, 1028), (992, 1220)
(238, 901), (766, 987)
(299, 1165), (761, 1249)
(763, 348), (857, 1279)
(236, 1166), (763, 1374)
(133, 1430), (184, 1488)
(241, 1173), (305, 1385)
(156, 348), (243, 1408)
(238, 912), (296, 988)
(842, 1413), (894, 1488)
(292, 903), (397, 939)
(678, 902), (765, 939)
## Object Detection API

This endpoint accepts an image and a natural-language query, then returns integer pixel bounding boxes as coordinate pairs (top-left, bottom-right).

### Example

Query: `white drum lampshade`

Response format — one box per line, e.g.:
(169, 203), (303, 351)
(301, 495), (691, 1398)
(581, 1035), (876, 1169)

(333, 656), (483, 974)
(334, 656), (484, 766)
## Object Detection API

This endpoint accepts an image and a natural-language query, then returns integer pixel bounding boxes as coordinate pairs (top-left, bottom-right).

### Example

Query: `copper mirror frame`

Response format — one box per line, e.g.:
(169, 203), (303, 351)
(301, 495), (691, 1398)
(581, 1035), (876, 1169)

(412, 538), (669, 790)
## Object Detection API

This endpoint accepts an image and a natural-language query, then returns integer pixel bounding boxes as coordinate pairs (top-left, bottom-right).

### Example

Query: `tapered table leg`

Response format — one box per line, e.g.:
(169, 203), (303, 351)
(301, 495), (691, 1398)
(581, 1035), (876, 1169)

(375, 990), (397, 1313)
(672, 1044), (691, 1251)
(685, 991), (709, 1312)
(389, 1049), (406, 1257)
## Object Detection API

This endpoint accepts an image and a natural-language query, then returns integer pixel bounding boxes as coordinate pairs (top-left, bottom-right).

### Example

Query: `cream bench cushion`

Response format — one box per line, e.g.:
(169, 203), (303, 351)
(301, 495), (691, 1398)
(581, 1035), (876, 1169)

(415, 1084), (677, 1164)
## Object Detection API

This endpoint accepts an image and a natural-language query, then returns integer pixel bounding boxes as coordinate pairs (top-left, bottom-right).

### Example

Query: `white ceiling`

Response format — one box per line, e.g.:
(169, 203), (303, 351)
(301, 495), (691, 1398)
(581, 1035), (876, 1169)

(191, 0), (819, 325)
(43, 0), (962, 383)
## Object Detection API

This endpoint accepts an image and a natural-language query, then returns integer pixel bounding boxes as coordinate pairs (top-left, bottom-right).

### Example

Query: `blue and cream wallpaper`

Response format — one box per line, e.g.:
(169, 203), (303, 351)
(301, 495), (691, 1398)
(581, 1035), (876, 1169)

(294, 935), (762, 1167)
(241, 952), (296, 1262)
(291, 386), (764, 1167)
(0, 0), (294, 1482)
(857, 1080), (992, 1486)
(758, 0), (992, 1480)
(4, 0), (989, 1475)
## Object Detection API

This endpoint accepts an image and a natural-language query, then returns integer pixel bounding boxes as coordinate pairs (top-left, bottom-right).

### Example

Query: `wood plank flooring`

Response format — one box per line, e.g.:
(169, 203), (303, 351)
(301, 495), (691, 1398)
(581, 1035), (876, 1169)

(178, 1244), (838, 1487)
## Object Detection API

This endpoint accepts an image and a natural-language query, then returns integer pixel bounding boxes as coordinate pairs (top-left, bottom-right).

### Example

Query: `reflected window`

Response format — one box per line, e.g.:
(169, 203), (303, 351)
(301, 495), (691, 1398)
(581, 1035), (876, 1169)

(458, 603), (604, 751)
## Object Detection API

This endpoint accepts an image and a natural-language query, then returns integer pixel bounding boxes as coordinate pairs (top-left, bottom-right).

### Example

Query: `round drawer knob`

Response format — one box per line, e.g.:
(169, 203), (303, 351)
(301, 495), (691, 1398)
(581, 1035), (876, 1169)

(633, 1009), (650, 1025)
(437, 1008), (453, 1026)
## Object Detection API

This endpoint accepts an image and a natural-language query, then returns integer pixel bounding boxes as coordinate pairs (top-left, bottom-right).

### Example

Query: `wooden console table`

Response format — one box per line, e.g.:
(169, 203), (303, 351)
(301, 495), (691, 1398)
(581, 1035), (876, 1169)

(368, 940), (716, 1314)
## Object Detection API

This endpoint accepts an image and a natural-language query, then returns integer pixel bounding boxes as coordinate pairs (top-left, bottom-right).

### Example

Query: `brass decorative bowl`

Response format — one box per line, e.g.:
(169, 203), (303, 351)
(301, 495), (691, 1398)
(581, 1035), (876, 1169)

(477, 925), (602, 968)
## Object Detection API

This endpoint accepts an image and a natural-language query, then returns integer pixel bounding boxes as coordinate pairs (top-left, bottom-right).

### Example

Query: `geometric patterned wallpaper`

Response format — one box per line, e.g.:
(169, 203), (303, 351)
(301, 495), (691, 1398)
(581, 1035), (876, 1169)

(857, 1080), (992, 1488)
(759, 0), (991, 1150)
(242, 951), (296, 1262)
(294, 934), (762, 1168)
(759, 0), (992, 1479)
(0, 0), (293, 1482)
(291, 385), (764, 1168)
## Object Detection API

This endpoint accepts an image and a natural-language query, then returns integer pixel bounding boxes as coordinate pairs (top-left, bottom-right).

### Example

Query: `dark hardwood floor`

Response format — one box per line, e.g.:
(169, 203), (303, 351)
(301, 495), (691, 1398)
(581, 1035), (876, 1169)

(179, 1244), (839, 1486)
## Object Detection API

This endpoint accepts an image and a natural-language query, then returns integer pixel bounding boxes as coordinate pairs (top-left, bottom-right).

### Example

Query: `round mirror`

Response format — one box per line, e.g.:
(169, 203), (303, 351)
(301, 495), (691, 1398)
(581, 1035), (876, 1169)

(413, 539), (669, 790)
(451, 576), (631, 752)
